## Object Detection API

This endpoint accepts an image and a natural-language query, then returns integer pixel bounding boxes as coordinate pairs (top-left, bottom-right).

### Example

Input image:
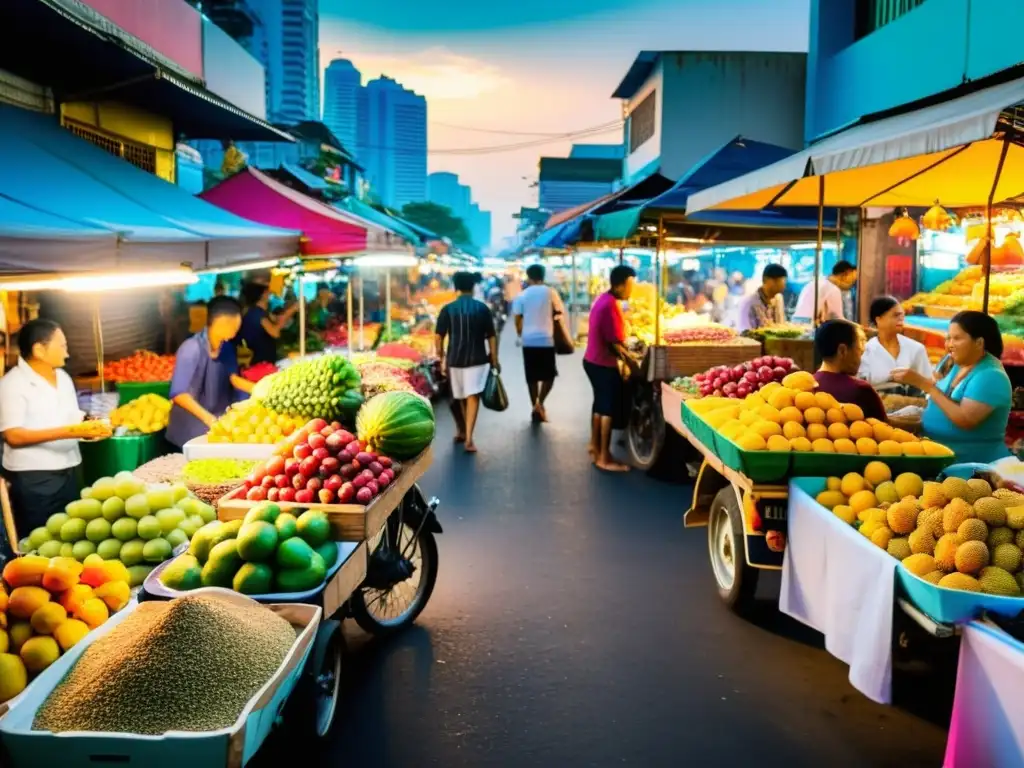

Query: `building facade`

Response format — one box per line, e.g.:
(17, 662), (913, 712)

(260, 0), (320, 124)
(467, 202), (492, 254)
(806, 0), (1024, 141)
(360, 76), (426, 210)
(323, 59), (361, 153)
(538, 156), (621, 214)
(613, 51), (806, 185)
(427, 172), (471, 219)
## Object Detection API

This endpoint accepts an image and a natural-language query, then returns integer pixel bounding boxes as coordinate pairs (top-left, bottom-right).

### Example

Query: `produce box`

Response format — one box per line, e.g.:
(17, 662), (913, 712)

(216, 447), (433, 542)
(183, 436), (277, 462)
(0, 589), (320, 768)
(116, 381), (171, 406)
(680, 401), (717, 452)
(648, 337), (761, 380)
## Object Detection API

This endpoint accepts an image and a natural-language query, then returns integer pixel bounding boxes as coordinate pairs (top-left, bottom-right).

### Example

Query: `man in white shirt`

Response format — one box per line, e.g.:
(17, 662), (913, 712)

(512, 264), (566, 423)
(793, 260), (858, 324)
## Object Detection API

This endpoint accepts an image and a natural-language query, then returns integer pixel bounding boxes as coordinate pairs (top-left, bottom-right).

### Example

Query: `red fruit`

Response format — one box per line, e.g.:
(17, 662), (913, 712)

(347, 440), (364, 453)
(365, 480), (379, 496)
(722, 382), (738, 395)
(380, 469), (394, 484)
(377, 473), (390, 488)
(337, 451), (354, 465)
(320, 457), (340, 476)
(773, 366), (787, 379)
(312, 447), (330, 462)
(267, 488), (280, 502)
(275, 474), (290, 489)
(265, 456), (285, 476)
(318, 488), (336, 504)
(340, 463), (358, 480)
(299, 456), (320, 478)
(330, 421), (342, 430)
(736, 385), (750, 398)
(261, 475), (276, 489)
(378, 456), (393, 469)
(325, 433), (347, 454)
(284, 458), (301, 476)
(324, 475), (343, 493)
(308, 433), (327, 451)
(352, 474), (368, 489)
(360, 468), (375, 481)
(355, 487), (374, 505)
(242, 480), (253, 491)
(355, 452), (374, 465)
(732, 365), (746, 378)
(294, 489), (314, 504)
(294, 443), (312, 460)
(338, 482), (355, 503)
(279, 487), (296, 502)
(246, 486), (267, 501)
(742, 371), (759, 384)
(336, 430), (355, 444)
(308, 418), (328, 432)
(368, 461), (383, 477)
(292, 474), (307, 491)
(306, 477), (323, 493)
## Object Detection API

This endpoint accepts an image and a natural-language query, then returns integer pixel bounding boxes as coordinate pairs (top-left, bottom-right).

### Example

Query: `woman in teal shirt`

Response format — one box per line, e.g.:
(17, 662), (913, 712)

(892, 311), (1011, 464)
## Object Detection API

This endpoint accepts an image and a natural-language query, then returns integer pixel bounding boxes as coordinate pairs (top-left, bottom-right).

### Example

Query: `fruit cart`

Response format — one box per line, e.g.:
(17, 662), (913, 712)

(138, 447), (441, 743)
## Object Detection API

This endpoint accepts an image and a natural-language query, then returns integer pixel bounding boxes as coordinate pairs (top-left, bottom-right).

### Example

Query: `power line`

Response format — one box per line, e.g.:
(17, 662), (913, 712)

(347, 123), (623, 158)
(429, 119), (622, 137)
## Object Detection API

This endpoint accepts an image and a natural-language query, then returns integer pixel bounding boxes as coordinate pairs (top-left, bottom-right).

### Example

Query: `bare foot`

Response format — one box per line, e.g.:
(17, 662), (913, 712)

(454, 433), (466, 443)
(464, 442), (478, 454)
(595, 459), (630, 473)
(588, 446), (597, 463)
(536, 405), (548, 422)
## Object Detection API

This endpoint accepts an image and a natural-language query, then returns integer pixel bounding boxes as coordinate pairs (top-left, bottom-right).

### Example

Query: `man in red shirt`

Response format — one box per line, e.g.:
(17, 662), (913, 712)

(813, 320), (887, 422)
(584, 265), (639, 472)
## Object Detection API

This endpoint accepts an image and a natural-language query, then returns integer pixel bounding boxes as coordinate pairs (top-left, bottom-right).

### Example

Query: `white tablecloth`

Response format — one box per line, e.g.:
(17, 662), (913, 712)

(945, 622), (1024, 768)
(780, 480), (898, 704)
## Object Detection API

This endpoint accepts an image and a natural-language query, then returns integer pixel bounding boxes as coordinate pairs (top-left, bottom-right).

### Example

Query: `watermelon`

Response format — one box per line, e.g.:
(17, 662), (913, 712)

(356, 392), (435, 459)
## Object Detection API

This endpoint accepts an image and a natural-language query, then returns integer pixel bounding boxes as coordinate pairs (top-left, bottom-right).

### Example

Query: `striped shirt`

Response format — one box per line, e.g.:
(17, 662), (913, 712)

(436, 295), (495, 368)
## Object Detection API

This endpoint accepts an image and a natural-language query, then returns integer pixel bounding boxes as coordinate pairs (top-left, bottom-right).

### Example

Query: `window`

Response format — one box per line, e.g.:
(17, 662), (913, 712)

(628, 90), (656, 154)
(62, 118), (157, 174)
(856, 0), (928, 38)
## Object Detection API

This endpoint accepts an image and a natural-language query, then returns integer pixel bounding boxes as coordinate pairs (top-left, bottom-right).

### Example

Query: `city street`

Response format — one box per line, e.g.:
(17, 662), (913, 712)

(255, 333), (951, 768)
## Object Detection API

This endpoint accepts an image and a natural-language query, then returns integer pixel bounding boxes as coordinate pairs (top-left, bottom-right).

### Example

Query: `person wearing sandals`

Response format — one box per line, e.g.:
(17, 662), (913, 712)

(512, 263), (566, 423)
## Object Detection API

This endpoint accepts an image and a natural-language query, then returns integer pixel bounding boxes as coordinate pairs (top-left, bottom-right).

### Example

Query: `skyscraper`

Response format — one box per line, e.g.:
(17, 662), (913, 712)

(360, 76), (426, 210)
(323, 59), (361, 151)
(427, 172), (470, 221)
(468, 202), (492, 253)
(259, 0), (320, 125)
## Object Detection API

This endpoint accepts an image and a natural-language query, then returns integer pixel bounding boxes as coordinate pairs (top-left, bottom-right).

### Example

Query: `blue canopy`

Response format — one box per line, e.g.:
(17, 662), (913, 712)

(0, 104), (299, 274)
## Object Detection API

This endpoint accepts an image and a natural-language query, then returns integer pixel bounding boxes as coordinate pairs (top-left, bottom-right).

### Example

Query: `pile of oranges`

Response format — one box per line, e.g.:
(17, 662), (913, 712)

(207, 401), (301, 444)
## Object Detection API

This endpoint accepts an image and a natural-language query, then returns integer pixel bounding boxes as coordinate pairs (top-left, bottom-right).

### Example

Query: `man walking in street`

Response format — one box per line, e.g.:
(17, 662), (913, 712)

(436, 271), (500, 454)
(512, 263), (566, 423)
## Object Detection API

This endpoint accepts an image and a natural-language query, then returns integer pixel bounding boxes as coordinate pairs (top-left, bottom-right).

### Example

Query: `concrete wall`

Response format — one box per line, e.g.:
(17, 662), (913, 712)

(623, 62), (662, 184)
(202, 18), (266, 120)
(808, 0), (1024, 140)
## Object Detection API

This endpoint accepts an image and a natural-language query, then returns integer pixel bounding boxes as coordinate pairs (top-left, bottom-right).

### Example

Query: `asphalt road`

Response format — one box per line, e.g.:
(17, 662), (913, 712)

(255, 333), (951, 767)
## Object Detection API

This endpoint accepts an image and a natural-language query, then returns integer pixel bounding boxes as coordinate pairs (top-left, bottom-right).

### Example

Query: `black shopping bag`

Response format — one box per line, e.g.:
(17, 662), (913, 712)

(482, 368), (509, 412)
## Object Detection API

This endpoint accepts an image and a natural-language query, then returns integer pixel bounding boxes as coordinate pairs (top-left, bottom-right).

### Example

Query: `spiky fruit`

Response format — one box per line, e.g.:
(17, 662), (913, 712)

(934, 534), (959, 572)
(919, 481), (947, 509)
(1006, 506), (1024, 530)
(988, 526), (1015, 549)
(887, 537), (912, 561)
(978, 566), (1021, 596)
(908, 527), (936, 555)
(938, 572), (981, 592)
(922, 570), (944, 585)
(992, 543), (1023, 573)
(941, 476), (970, 501)
(902, 553), (936, 577)
(870, 526), (893, 549)
(943, 498), (976, 533)
(956, 518), (988, 545)
(974, 497), (1007, 527)
(994, 489), (1024, 505)
(965, 478), (993, 503)
(916, 507), (944, 539)
(955, 540), (990, 575)
(1017, 529), (1024, 551)
(887, 501), (918, 535)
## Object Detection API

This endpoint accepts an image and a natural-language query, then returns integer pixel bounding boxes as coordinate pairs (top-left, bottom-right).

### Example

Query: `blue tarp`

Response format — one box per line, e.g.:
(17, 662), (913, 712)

(281, 162), (330, 191)
(0, 104), (299, 273)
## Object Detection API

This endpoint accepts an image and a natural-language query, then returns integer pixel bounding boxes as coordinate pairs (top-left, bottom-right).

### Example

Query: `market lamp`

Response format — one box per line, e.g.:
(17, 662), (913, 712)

(0, 269), (198, 293)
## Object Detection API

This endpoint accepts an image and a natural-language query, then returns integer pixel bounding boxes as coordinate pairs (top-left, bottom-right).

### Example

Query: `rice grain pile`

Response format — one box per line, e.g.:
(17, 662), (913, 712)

(34, 595), (297, 734)
(132, 453), (188, 485)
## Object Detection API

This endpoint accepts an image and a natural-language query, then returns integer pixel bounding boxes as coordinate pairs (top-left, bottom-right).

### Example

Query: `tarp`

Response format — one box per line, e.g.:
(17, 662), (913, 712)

(201, 167), (384, 256)
(0, 104), (299, 273)
(687, 76), (1024, 212)
(337, 197), (421, 245)
(280, 162), (331, 191)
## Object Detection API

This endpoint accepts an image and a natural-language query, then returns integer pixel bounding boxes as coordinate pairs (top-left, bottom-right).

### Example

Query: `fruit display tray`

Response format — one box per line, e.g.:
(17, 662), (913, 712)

(647, 338), (762, 380)
(0, 589), (320, 768)
(216, 447), (433, 542)
(183, 436), (277, 462)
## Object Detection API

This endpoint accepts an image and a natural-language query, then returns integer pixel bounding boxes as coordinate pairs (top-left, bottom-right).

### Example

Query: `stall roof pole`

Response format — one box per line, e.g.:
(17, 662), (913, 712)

(359, 278), (364, 352)
(346, 277), (353, 358)
(385, 268), (392, 340)
(813, 177), (824, 328)
(93, 297), (105, 394)
(655, 216), (664, 346)
(982, 136), (1011, 316)
(298, 274), (306, 358)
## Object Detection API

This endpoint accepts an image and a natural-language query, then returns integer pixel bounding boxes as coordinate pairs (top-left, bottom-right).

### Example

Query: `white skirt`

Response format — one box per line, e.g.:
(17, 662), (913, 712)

(449, 363), (490, 400)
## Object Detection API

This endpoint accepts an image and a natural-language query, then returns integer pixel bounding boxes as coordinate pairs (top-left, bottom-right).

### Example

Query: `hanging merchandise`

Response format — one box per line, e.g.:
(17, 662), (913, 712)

(966, 237), (990, 266)
(993, 232), (1024, 266)
(920, 201), (956, 232)
(888, 210), (920, 245)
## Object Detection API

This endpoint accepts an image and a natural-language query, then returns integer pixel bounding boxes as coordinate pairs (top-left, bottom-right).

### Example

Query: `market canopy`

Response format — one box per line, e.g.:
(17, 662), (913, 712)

(336, 197), (422, 246)
(687, 75), (1024, 213)
(0, 104), (300, 273)
(202, 167), (405, 256)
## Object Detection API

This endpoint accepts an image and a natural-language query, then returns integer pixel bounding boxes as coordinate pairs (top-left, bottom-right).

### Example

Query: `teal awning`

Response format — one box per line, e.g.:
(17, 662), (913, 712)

(593, 206), (645, 241)
(336, 198), (420, 244)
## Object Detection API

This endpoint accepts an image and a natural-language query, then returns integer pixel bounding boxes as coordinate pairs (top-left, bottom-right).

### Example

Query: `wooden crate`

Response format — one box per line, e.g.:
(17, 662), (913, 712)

(647, 338), (762, 381)
(216, 446), (433, 542)
(763, 337), (816, 373)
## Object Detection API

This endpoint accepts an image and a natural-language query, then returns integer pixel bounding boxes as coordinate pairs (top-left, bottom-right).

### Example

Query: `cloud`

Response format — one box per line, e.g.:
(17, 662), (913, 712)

(338, 48), (509, 101)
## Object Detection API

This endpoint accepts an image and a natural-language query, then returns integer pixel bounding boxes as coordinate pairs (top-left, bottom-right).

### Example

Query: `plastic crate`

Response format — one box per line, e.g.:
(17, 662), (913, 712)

(789, 452), (955, 478)
(116, 381), (171, 405)
(712, 431), (793, 482)
(896, 568), (1024, 625)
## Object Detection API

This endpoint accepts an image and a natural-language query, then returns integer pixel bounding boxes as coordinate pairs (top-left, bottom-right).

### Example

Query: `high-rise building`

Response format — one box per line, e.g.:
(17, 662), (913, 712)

(360, 76), (426, 210)
(467, 202), (492, 253)
(323, 59), (361, 152)
(427, 171), (471, 220)
(259, 0), (320, 124)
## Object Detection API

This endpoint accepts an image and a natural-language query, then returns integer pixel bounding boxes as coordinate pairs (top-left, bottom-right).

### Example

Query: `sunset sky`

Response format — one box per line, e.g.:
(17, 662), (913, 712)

(319, 0), (810, 245)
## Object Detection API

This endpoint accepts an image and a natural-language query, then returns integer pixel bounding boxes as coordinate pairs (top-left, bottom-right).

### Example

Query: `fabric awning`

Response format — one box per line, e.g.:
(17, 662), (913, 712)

(0, 104), (299, 274)
(337, 197), (421, 245)
(687, 75), (1024, 213)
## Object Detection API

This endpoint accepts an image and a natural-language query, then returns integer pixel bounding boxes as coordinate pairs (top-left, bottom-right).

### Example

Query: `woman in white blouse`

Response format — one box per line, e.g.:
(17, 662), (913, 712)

(0, 319), (109, 535)
(858, 296), (934, 387)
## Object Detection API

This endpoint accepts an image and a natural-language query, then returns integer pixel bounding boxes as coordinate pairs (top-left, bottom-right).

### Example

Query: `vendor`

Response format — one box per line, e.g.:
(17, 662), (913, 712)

(859, 296), (933, 386)
(0, 319), (110, 531)
(892, 311), (1011, 464)
(813, 319), (887, 421)
(238, 281), (301, 365)
(793, 260), (857, 324)
(166, 297), (254, 449)
(735, 264), (787, 332)
(308, 283), (339, 330)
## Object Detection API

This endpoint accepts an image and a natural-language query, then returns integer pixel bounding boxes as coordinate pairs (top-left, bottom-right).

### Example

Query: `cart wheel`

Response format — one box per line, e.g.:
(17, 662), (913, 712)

(627, 383), (665, 471)
(288, 620), (344, 739)
(352, 521), (439, 637)
(708, 487), (758, 612)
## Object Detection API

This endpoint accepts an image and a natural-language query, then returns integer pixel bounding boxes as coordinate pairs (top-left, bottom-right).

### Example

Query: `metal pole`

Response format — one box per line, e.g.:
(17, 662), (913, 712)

(297, 273), (306, 358)
(346, 276), (353, 358)
(655, 215), (664, 346)
(93, 297), (105, 393)
(385, 268), (392, 339)
(618, 246), (624, 266)
(813, 177), (824, 327)
(983, 137), (1011, 315)
(358, 276), (365, 351)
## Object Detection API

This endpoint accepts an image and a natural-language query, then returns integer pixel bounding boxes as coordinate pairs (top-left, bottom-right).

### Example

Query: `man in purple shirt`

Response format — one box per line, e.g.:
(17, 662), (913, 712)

(813, 320), (887, 422)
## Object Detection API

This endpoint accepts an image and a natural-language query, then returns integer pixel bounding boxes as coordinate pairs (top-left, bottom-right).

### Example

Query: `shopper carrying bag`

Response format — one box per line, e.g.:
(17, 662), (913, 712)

(482, 367), (509, 412)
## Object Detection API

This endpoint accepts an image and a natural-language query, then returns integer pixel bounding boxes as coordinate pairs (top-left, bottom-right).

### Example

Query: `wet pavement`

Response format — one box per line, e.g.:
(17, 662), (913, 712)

(255, 333), (951, 767)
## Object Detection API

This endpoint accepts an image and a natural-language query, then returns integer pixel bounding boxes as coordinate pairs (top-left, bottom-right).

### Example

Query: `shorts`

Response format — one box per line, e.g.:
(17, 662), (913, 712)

(449, 363), (490, 400)
(583, 359), (623, 417)
(522, 346), (557, 383)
